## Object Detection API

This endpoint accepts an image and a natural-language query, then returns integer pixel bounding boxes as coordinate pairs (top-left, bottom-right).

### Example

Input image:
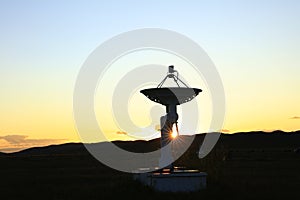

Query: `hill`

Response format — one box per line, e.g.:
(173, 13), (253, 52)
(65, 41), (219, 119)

(0, 130), (299, 200)
(0, 152), (7, 157)
(5, 130), (300, 157)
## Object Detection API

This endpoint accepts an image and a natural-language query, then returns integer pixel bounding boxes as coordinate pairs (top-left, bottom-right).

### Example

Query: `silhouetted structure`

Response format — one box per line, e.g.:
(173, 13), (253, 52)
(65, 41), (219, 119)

(141, 65), (201, 170)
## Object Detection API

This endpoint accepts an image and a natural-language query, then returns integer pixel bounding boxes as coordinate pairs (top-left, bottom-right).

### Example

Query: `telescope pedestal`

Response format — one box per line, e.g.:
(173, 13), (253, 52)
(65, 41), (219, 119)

(159, 115), (174, 170)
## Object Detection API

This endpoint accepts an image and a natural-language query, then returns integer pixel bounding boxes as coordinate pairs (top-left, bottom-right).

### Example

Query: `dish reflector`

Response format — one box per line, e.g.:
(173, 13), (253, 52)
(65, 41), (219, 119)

(140, 87), (202, 105)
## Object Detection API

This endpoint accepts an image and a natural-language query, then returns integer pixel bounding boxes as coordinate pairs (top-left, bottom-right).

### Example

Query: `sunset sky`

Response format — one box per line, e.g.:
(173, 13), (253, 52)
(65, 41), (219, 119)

(0, 0), (299, 152)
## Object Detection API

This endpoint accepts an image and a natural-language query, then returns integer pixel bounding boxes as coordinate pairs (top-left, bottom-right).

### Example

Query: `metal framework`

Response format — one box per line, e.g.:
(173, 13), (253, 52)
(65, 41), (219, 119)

(157, 65), (189, 88)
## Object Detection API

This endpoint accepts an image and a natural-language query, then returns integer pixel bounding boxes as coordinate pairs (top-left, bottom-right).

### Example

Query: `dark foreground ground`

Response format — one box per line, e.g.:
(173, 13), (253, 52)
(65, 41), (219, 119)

(0, 131), (299, 200)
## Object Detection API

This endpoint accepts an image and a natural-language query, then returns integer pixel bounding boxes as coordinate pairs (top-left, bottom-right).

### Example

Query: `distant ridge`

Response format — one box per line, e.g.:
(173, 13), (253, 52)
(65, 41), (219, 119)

(2, 130), (300, 157)
(9, 142), (88, 156)
(0, 152), (8, 157)
(218, 130), (300, 149)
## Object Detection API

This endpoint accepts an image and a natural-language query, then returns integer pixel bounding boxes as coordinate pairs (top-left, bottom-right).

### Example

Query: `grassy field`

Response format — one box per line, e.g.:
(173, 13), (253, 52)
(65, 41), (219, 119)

(0, 132), (299, 200)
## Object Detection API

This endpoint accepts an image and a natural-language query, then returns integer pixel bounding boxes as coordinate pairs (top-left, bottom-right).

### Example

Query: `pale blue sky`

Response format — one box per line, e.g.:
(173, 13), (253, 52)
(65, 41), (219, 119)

(0, 0), (299, 150)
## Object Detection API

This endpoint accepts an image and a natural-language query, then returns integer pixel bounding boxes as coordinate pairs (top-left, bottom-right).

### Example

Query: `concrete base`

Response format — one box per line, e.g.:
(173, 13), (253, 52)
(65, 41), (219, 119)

(133, 168), (207, 192)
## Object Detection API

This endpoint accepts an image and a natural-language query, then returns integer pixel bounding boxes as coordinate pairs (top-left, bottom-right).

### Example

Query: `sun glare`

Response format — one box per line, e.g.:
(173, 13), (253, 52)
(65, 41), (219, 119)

(171, 124), (178, 139)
